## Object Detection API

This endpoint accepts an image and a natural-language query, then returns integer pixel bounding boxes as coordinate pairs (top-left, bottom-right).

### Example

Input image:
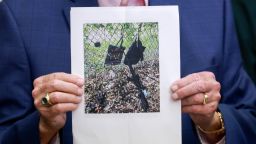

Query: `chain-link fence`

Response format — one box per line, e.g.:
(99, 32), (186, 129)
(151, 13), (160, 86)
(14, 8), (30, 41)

(83, 22), (159, 113)
(84, 22), (159, 77)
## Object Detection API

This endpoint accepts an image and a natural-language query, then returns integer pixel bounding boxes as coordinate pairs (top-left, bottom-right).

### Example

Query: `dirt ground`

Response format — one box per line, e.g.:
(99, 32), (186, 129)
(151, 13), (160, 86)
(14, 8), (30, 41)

(84, 59), (160, 113)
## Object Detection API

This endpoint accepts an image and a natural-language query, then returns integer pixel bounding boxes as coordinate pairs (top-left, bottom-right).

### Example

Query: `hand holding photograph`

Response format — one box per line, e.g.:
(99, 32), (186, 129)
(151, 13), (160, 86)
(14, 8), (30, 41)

(71, 6), (181, 144)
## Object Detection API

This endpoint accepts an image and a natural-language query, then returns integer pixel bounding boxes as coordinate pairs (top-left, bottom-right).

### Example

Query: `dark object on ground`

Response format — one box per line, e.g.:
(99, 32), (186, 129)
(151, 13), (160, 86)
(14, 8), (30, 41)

(127, 65), (149, 112)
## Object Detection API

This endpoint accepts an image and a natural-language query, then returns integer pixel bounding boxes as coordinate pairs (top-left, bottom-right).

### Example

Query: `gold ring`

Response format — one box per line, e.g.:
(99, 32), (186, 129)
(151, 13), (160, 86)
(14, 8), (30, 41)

(41, 93), (52, 107)
(203, 94), (208, 105)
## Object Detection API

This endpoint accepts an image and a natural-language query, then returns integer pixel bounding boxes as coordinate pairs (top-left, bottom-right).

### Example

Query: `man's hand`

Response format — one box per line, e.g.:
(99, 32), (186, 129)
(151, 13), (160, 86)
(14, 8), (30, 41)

(32, 73), (84, 144)
(171, 72), (223, 142)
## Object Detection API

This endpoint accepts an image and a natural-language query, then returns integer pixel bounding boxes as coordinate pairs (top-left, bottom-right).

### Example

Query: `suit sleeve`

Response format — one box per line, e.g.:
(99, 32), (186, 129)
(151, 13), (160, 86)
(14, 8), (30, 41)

(218, 0), (256, 143)
(0, 1), (40, 144)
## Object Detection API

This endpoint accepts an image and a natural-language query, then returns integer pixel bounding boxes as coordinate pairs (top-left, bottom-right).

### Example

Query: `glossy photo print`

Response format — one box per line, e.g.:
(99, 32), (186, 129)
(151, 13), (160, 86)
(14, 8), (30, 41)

(83, 22), (159, 113)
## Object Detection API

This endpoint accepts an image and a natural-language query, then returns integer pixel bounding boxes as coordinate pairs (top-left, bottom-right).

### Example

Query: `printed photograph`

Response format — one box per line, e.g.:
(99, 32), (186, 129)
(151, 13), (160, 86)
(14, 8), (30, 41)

(83, 22), (159, 113)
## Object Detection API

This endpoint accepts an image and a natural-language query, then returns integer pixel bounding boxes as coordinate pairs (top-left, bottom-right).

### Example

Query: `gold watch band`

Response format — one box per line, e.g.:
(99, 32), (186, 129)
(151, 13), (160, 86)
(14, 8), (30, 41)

(197, 112), (225, 134)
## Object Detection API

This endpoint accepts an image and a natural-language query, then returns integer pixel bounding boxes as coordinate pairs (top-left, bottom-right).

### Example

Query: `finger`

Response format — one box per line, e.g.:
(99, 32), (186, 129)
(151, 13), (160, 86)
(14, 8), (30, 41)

(49, 92), (82, 104)
(172, 80), (220, 100)
(37, 103), (79, 118)
(49, 103), (80, 114)
(171, 72), (216, 92)
(171, 73), (201, 92)
(33, 93), (82, 112)
(34, 72), (84, 87)
(181, 92), (221, 106)
(33, 79), (83, 97)
(182, 101), (218, 115)
(181, 93), (206, 106)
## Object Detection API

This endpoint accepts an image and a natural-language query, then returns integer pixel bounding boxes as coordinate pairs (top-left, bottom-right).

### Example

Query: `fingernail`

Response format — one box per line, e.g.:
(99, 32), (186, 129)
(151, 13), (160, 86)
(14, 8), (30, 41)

(78, 97), (82, 103)
(172, 93), (178, 100)
(77, 78), (84, 86)
(171, 85), (178, 92)
(78, 88), (83, 95)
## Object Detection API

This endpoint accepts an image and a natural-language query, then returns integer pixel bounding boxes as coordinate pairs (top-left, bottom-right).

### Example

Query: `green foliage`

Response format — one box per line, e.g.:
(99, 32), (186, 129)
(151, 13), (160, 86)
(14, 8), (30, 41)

(83, 22), (159, 77)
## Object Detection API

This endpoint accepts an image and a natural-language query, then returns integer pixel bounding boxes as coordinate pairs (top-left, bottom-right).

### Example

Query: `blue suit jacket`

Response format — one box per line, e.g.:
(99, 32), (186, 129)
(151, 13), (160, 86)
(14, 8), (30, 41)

(0, 0), (256, 143)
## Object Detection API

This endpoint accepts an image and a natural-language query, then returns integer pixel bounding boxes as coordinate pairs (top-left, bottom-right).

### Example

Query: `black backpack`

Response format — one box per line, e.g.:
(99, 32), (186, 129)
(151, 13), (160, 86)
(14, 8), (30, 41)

(124, 34), (146, 65)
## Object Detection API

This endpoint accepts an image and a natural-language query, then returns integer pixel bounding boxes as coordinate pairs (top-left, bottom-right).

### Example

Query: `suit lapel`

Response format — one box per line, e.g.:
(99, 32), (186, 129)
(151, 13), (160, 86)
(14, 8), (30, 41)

(63, 0), (98, 28)
(61, 2), (99, 141)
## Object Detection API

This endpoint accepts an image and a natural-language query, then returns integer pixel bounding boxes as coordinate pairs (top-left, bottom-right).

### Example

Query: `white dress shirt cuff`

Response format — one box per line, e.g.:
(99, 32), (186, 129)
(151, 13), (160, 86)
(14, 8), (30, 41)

(196, 127), (225, 144)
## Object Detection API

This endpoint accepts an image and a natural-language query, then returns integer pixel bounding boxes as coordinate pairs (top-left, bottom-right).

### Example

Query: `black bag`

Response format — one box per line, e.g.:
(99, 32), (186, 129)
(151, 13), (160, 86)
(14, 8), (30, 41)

(104, 36), (125, 65)
(124, 36), (145, 65)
